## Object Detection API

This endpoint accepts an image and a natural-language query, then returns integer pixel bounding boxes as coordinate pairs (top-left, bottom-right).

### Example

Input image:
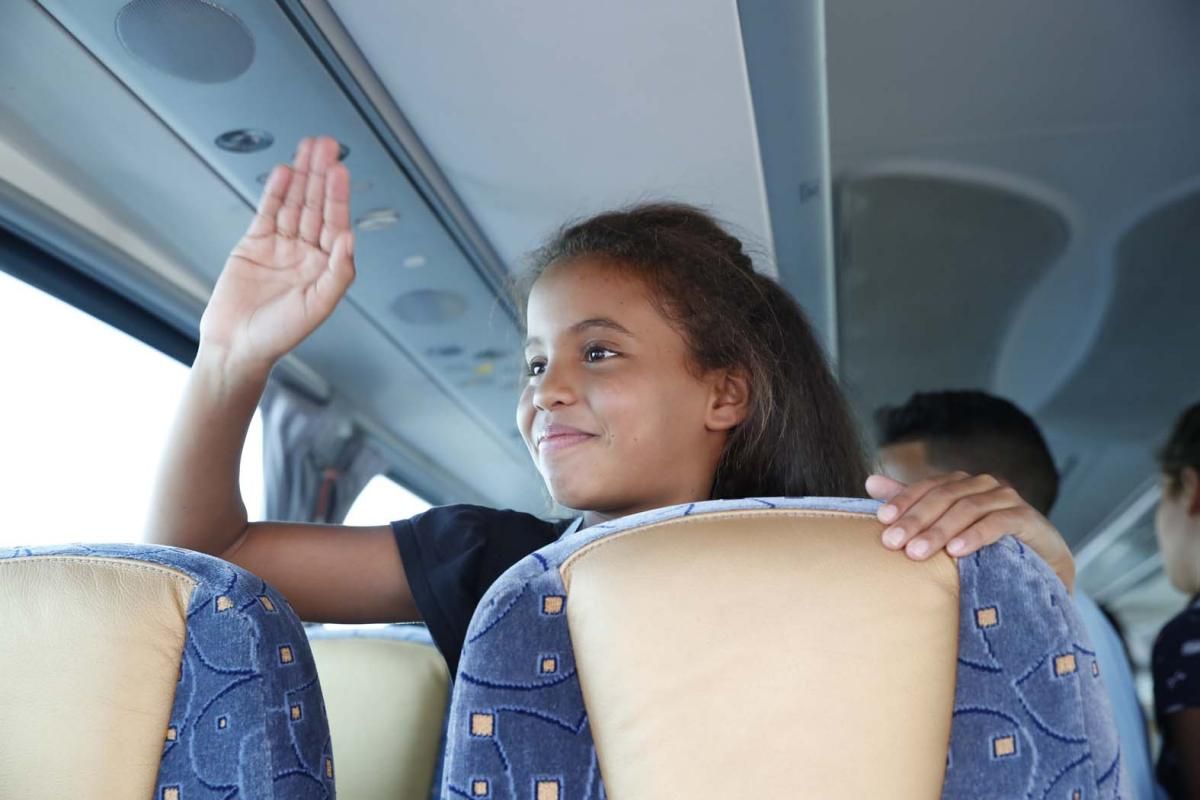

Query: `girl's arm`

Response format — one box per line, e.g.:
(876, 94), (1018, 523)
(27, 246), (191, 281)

(1164, 710), (1200, 799)
(866, 472), (1076, 592)
(146, 137), (418, 624)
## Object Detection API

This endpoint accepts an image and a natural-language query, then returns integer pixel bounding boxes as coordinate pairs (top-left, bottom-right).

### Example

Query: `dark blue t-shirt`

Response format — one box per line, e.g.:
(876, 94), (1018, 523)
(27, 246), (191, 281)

(1152, 596), (1200, 797)
(391, 504), (573, 677)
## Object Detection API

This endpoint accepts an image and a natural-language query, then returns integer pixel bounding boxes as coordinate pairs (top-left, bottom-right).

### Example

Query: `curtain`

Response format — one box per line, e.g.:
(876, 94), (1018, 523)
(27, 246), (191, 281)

(260, 382), (387, 524)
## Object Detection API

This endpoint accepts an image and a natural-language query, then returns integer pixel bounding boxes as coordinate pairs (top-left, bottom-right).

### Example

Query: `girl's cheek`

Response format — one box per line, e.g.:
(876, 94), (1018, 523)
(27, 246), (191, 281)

(516, 387), (535, 434)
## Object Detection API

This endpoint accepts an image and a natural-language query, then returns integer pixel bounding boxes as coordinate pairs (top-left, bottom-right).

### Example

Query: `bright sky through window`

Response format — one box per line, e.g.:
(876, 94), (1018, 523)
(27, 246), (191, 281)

(0, 270), (264, 547)
(343, 474), (431, 526)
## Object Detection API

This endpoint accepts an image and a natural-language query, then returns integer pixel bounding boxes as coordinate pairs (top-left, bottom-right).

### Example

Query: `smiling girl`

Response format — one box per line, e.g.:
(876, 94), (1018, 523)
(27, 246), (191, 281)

(148, 137), (1075, 674)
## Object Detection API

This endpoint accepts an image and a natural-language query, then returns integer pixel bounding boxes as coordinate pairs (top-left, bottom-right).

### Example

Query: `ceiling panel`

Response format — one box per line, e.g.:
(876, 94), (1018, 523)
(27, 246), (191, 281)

(838, 173), (1068, 434)
(325, 0), (774, 274)
(1041, 189), (1200, 440)
(828, 0), (1200, 154)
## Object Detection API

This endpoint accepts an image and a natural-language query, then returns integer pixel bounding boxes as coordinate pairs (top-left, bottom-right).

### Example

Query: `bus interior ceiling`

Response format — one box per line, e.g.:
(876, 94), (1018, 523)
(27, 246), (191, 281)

(2, 0), (1199, 688)
(826, 0), (1200, 674)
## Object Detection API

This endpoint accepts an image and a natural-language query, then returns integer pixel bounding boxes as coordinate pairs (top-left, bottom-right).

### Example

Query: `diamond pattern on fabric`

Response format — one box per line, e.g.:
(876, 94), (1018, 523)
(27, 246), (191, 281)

(0, 542), (335, 799)
(442, 497), (1122, 799)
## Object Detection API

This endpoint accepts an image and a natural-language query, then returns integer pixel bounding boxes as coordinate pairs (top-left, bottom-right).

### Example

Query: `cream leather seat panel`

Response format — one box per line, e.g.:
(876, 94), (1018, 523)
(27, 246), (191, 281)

(309, 636), (450, 800)
(561, 509), (960, 800)
(0, 556), (195, 800)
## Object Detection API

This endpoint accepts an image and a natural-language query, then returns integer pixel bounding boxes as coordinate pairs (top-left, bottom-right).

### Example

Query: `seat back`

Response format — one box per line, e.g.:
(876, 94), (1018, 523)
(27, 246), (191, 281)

(307, 625), (450, 800)
(947, 535), (1121, 797)
(442, 498), (1122, 800)
(0, 543), (335, 799)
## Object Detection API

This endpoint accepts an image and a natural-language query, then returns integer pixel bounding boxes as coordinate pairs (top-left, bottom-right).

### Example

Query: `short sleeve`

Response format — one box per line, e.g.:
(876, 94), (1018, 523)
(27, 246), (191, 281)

(1153, 606), (1200, 718)
(392, 504), (567, 677)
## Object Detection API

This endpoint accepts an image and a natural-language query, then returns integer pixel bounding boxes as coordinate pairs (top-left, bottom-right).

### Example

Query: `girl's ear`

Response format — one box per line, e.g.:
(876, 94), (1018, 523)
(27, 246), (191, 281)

(706, 368), (751, 432)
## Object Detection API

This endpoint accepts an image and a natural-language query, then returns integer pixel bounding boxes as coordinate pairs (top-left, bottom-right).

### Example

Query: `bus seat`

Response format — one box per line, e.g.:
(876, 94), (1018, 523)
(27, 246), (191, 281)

(306, 624), (450, 800)
(0, 543), (335, 799)
(440, 497), (1121, 799)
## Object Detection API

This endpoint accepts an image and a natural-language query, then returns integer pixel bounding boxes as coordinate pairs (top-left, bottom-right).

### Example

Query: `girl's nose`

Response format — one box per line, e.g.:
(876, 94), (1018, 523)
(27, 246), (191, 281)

(532, 361), (576, 410)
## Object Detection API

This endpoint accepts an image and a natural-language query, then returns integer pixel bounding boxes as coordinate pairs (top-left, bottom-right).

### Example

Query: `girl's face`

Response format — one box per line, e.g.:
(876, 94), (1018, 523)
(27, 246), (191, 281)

(517, 258), (747, 523)
(1155, 468), (1200, 595)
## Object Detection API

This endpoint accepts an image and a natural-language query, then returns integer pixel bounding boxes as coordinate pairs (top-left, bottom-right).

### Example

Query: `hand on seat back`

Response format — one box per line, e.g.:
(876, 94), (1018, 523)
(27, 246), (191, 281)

(867, 472), (1076, 592)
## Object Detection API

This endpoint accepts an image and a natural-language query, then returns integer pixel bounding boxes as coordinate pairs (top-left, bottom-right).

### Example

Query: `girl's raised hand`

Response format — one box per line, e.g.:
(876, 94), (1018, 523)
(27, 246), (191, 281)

(200, 136), (356, 374)
(865, 472), (1076, 592)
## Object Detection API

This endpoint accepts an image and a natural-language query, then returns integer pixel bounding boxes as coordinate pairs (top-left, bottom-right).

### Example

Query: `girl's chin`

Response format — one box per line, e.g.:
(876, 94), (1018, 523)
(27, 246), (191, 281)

(545, 487), (594, 512)
(542, 476), (606, 513)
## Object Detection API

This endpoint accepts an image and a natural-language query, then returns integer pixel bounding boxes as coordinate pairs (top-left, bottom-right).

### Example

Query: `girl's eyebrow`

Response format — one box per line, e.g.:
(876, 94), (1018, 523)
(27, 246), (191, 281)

(571, 317), (634, 337)
(524, 318), (634, 349)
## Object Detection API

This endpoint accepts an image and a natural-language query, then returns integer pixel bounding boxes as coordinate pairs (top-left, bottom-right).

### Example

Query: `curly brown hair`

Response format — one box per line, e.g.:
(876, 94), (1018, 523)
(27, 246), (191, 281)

(516, 202), (868, 500)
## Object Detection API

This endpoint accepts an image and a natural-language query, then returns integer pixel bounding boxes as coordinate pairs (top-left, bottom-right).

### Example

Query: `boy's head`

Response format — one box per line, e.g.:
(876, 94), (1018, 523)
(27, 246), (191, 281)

(875, 390), (1059, 515)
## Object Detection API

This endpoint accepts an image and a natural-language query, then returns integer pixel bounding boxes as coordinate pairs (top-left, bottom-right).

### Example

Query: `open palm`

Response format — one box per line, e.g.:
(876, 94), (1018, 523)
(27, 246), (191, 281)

(201, 136), (356, 369)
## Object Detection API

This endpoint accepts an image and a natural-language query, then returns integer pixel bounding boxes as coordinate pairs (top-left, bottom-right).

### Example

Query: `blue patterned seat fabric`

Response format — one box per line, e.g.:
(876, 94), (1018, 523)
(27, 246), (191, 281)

(0, 543), (336, 799)
(442, 497), (1122, 800)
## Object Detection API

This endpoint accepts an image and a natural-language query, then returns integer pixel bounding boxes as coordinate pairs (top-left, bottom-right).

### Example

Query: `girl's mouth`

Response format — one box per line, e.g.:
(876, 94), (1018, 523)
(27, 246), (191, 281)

(537, 424), (597, 452)
(540, 433), (594, 453)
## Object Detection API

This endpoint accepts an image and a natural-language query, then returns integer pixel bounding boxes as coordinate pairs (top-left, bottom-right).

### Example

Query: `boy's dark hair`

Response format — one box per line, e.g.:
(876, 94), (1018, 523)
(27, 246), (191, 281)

(518, 202), (869, 500)
(874, 390), (1059, 514)
(1158, 402), (1200, 497)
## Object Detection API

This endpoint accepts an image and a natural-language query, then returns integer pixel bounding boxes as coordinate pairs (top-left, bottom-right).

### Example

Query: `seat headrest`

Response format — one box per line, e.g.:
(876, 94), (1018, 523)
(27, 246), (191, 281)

(0, 553), (196, 799)
(442, 497), (959, 799)
(561, 506), (960, 799)
(307, 625), (449, 799)
(442, 496), (1123, 799)
(0, 543), (335, 799)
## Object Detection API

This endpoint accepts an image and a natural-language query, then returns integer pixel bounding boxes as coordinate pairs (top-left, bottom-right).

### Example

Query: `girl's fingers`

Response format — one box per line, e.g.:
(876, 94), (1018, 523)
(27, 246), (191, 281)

(947, 509), (1075, 590)
(941, 518), (1001, 559)
(876, 472), (966, 524)
(879, 472), (1001, 551)
(246, 165), (290, 239)
(870, 472), (1075, 589)
(319, 162), (351, 253)
(901, 485), (1023, 560)
(945, 509), (1029, 557)
(306, 231), (356, 322)
(300, 137), (335, 246)
(865, 474), (905, 503)
(278, 138), (312, 239)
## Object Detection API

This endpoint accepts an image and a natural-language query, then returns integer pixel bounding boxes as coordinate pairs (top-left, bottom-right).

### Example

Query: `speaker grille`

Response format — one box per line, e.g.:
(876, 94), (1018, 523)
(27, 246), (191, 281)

(116, 0), (255, 84)
(392, 290), (469, 325)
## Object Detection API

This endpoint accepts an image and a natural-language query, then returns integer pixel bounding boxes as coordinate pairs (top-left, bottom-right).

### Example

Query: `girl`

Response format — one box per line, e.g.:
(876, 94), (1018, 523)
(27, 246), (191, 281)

(147, 136), (1075, 674)
(1151, 402), (1200, 798)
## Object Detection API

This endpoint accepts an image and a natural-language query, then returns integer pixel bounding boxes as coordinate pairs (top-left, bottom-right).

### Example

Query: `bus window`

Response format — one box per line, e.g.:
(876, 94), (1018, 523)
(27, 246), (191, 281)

(343, 474), (431, 527)
(0, 269), (264, 546)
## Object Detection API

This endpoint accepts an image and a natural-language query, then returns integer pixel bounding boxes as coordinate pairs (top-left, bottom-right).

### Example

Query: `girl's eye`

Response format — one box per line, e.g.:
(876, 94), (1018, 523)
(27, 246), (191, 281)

(584, 345), (617, 363)
(526, 358), (547, 377)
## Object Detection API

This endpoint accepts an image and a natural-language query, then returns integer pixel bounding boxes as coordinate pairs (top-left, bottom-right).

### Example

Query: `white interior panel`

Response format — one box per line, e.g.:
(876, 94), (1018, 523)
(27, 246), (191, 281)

(328, 0), (774, 271)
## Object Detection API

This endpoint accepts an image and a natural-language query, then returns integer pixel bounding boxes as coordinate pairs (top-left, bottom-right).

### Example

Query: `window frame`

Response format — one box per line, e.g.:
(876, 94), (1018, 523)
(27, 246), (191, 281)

(0, 220), (197, 366)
